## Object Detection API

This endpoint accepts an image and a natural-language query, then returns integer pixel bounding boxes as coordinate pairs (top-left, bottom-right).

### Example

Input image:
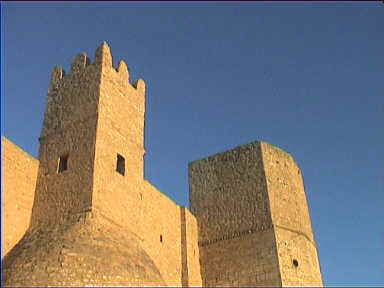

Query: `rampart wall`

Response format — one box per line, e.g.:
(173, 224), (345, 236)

(2, 42), (322, 287)
(2, 137), (39, 256)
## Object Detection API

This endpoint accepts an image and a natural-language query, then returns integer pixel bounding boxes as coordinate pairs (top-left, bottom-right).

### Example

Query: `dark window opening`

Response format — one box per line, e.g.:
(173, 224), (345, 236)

(57, 154), (68, 173)
(292, 259), (299, 268)
(116, 154), (125, 175)
(160, 235), (163, 243)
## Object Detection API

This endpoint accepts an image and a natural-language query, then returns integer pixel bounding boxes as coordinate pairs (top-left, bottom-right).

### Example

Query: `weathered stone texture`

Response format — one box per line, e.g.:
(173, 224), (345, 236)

(260, 142), (323, 286)
(198, 229), (281, 286)
(189, 142), (272, 244)
(2, 137), (39, 256)
(2, 42), (322, 287)
(189, 141), (323, 286)
(2, 212), (166, 286)
(31, 52), (100, 231)
(2, 42), (202, 287)
(91, 43), (190, 286)
(181, 208), (202, 287)
(189, 142), (280, 286)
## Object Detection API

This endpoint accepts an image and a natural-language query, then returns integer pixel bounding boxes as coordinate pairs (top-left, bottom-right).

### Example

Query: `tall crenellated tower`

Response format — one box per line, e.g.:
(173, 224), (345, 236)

(3, 42), (202, 287)
(29, 42), (146, 231)
(189, 141), (323, 287)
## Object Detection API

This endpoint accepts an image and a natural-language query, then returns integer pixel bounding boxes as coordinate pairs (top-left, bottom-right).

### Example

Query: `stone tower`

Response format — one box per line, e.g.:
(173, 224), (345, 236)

(28, 42), (146, 232)
(2, 42), (201, 287)
(189, 141), (323, 286)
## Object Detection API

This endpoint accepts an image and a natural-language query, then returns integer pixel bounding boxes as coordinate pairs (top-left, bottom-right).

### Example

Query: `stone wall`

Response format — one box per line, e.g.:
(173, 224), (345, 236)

(189, 142), (272, 243)
(198, 230), (281, 286)
(2, 42), (322, 287)
(2, 137), (39, 256)
(91, 43), (201, 286)
(189, 142), (282, 286)
(3, 43), (202, 286)
(260, 142), (323, 286)
(189, 141), (323, 286)
(29, 52), (100, 231)
(2, 209), (170, 286)
(181, 207), (202, 287)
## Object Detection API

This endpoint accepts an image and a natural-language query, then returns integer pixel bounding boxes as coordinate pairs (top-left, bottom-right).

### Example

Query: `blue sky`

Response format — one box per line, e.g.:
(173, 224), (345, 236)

(1, 2), (383, 286)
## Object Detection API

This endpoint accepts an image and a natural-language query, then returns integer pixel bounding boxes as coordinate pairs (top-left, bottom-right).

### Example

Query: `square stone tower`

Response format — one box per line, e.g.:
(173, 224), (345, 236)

(2, 42), (201, 287)
(3, 42), (202, 287)
(29, 42), (146, 231)
(189, 141), (323, 286)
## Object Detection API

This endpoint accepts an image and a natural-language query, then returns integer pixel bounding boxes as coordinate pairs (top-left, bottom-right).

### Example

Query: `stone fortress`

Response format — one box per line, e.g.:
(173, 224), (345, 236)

(2, 42), (323, 287)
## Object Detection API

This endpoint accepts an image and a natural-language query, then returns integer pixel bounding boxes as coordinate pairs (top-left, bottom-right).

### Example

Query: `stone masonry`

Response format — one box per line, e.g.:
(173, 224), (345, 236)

(2, 137), (39, 256)
(189, 142), (323, 286)
(2, 42), (323, 287)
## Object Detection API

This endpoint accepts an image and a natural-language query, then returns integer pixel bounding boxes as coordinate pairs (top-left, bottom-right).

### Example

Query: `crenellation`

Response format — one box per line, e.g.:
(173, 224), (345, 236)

(70, 52), (91, 74)
(49, 66), (65, 90)
(117, 59), (129, 82)
(135, 78), (146, 95)
(95, 41), (113, 68)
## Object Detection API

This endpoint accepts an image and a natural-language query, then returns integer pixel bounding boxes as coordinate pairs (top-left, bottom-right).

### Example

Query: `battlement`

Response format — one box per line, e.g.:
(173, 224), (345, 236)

(49, 42), (145, 95)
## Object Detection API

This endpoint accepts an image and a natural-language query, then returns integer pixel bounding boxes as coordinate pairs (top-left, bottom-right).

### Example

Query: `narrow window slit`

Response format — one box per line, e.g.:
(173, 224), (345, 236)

(57, 154), (68, 173)
(292, 259), (299, 268)
(116, 154), (125, 175)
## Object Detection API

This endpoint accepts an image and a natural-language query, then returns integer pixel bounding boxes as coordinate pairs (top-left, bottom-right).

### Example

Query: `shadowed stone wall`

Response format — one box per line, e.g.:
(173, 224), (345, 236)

(189, 142), (281, 286)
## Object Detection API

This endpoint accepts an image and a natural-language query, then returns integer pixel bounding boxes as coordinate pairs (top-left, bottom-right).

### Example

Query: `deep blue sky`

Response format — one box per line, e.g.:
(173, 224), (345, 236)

(1, 2), (383, 286)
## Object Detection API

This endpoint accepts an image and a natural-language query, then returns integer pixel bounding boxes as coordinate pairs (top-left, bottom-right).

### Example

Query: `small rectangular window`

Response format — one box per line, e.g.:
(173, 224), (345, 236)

(57, 154), (68, 173)
(116, 154), (125, 176)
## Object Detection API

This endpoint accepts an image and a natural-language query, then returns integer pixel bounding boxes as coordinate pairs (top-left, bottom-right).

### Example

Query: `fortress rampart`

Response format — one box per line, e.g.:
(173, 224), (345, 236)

(2, 137), (39, 255)
(2, 42), (322, 287)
